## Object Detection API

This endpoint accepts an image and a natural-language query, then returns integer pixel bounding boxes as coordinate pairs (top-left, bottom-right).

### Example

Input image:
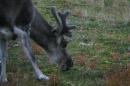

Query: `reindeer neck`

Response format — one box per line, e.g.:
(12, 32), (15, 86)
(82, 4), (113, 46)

(30, 7), (52, 49)
(31, 7), (52, 34)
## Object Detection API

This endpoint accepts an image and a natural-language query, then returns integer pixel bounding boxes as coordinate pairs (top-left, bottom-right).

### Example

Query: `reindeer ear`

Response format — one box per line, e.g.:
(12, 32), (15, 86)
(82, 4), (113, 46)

(64, 11), (70, 17)
(67, 25), (76, 30)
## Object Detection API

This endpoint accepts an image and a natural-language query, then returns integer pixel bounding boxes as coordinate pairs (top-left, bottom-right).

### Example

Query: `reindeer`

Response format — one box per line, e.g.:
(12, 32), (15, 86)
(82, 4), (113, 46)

(0, 0), (75, 83)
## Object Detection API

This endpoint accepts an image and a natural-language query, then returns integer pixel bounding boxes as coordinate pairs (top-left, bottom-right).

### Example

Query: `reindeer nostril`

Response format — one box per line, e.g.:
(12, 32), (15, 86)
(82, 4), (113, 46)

(61, 64), (68, 71)
(60, 58), (73, 71)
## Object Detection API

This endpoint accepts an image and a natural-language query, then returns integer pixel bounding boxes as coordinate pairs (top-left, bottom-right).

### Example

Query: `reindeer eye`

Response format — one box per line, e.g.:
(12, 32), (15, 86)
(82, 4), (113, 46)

(51, 29), (58, 36)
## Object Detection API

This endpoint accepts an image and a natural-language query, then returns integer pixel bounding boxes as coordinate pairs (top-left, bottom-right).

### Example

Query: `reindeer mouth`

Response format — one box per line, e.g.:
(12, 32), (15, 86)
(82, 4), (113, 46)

(60, 57), (73, 71)
(48, 52), (73, 71)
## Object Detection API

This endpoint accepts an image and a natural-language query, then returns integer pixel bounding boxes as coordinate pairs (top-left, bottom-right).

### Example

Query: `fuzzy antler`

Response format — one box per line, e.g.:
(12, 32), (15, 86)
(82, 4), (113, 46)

(51, 7), (76, 37)
(58, 11), (75, 37)
(50, 7), (63, 35)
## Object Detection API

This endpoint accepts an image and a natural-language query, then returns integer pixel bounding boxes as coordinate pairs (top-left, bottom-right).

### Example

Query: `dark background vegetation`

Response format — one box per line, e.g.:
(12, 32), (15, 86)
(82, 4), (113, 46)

(2, 0), (130, 86)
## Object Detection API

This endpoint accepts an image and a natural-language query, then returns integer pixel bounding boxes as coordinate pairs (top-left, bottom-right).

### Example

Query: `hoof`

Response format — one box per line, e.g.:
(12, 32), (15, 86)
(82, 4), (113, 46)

(0, 78), (7, 83)
(37, 74), (49, 81)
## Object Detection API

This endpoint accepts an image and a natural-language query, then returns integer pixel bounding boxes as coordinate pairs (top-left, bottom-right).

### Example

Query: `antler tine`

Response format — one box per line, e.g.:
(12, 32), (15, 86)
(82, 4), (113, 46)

(57, 11), (76, 38)
(58, 11), (69, 26)
(58, 11), (76, 30)
(50, 7), (63, 34)
(59, 11), (69, 18)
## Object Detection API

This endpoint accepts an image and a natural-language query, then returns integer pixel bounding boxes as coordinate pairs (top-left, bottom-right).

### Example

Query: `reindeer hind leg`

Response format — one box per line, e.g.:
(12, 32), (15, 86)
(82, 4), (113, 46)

(0, 39), (7, 83)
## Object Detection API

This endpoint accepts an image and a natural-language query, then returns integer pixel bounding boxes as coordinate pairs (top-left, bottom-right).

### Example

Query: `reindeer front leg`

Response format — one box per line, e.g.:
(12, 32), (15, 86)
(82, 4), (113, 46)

(0, 39), (7, 83)
(14, 27), (49, 80)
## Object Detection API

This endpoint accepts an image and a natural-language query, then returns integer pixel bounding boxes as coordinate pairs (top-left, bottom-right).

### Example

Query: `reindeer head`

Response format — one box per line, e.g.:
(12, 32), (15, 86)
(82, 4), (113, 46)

(46, 7), (75, 71)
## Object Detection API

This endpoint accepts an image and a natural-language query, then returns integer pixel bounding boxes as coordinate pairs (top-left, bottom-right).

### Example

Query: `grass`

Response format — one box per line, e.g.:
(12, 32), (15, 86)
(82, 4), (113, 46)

(2, 0), (130, 86)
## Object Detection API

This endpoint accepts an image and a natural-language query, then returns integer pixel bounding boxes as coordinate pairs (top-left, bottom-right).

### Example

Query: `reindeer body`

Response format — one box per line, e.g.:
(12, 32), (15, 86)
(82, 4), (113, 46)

(0, 0), (33, 27)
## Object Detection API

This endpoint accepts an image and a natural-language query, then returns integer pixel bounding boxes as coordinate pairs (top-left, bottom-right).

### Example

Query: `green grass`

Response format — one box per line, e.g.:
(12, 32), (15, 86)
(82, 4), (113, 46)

(2, 0), (130, 86)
